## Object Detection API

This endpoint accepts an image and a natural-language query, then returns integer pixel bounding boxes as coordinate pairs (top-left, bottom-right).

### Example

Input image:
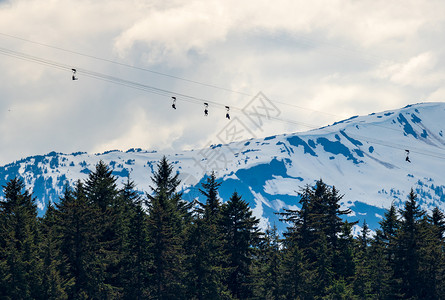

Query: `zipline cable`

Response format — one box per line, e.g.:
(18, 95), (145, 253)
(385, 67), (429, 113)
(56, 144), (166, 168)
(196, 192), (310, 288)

(0, 31), (375, 120)
(0, 31), (251, 96)
(1, 46), (445, 160)
(0, 32), (419, 135)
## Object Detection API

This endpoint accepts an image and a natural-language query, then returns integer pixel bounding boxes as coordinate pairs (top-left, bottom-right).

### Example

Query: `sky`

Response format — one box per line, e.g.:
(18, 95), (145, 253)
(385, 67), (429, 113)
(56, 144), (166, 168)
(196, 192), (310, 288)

(0, 0), (445, 165)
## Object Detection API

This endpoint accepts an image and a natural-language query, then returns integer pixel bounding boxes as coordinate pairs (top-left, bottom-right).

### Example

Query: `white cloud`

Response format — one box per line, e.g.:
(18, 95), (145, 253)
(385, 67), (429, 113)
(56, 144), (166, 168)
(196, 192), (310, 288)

(0, 0), (445, 164)
(114, 1), (230, 66)
(429, 87), (445, 102)
(113, 0), (439, 65)
(375, 52), (444, 87)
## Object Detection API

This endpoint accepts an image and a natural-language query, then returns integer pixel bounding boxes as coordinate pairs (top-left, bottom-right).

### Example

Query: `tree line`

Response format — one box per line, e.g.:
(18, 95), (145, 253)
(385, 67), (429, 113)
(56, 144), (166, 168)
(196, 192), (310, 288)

(0, 157), (444, 299)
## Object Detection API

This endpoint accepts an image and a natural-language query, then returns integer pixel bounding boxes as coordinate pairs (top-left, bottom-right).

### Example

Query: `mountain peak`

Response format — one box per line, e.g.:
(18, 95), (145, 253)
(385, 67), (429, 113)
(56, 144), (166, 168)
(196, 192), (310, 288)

(1, 102), (444, 232)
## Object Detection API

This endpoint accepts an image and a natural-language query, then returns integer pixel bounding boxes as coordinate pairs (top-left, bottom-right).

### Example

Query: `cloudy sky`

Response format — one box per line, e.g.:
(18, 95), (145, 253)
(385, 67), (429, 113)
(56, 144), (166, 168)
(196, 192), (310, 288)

(0, 0), (444, 165)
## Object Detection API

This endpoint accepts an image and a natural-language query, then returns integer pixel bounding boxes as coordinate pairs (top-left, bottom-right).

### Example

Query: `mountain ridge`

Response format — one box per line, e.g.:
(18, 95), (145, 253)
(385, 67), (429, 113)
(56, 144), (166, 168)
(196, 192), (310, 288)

(1, 102), (444, 232)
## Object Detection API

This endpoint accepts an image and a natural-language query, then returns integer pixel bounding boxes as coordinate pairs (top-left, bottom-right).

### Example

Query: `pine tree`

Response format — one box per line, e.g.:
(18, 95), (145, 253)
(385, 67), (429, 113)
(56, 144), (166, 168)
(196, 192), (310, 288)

(416, 208), (445, 299)
(377, 202), (399, 298)
(252, 224), (281, 300)
(40, 202), (68, 299)
(84, 160), (123, 298)
(301, 181), (335, 297)
(427, 206), (445, 297)
(120, 178), (151, 299)
(278, 180), (354, 298)
(279, 238), (307, 299)
(311, 232), (333, 297)
(326, 221), (355, 299)
(184, 216), (233, 300)
(0, 178), (42, 299)
(430, 206), (445, 239)
(56, 181), (101, 298)
(368, 229), (392, 299)
(394, 189), (424, 299)
(335, 221), (355, 280)
(84, 160), (119, 210)
(380, 203), (399, 239)
(326, 186), (351, 250)
(220, 191), (260, 299)
(146, 156), (187, 299)
(199, 172), (222, 221)
(353, 220), (372, 299)
(117, 176), (140, 245)
(184, 172), (229, 299)
(328, 186), (355, 283)
(277, 186), (311, 298)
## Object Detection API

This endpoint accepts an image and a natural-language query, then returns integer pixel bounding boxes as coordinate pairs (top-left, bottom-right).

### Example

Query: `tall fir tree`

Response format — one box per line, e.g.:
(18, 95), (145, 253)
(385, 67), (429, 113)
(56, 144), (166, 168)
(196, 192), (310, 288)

(416, 208), (445, 299)
(39, 202), (67, 299)
(0, 178), (42, 299)
(116, 176), (139, 247)
(427, 206), (445, 297)
(56, 181), (102, 298)
(199, 172), (222, 221)
(430, 206), (445, 239)
(394, 189), (424, 299)
(353, 220), (373, 298)
(279, 237), (307, 299)
(146, 156), (187, 299)
(120, 178), (151, 299)
(328, 186), (355, 282)
(84, 161), (123, 298)
(84, 160), (119, 210)
(376, 202), (400, 298)
(252, 224), (282, 300)
(278, 180), (354, 298)
(220, 191), (260, 299)
(335, 221), (355, 281)
(184, 172), (229, 299)
(368, 229), (392, 299)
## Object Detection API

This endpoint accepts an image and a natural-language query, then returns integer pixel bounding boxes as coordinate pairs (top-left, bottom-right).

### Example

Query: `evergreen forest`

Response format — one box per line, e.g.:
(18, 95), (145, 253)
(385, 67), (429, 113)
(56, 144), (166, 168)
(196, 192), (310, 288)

(1, 157), (445, 299)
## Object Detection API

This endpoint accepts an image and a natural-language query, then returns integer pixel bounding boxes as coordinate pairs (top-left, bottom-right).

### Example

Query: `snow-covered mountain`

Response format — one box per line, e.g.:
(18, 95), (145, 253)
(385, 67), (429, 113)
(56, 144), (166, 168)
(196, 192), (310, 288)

(1, 102), (445, 232)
